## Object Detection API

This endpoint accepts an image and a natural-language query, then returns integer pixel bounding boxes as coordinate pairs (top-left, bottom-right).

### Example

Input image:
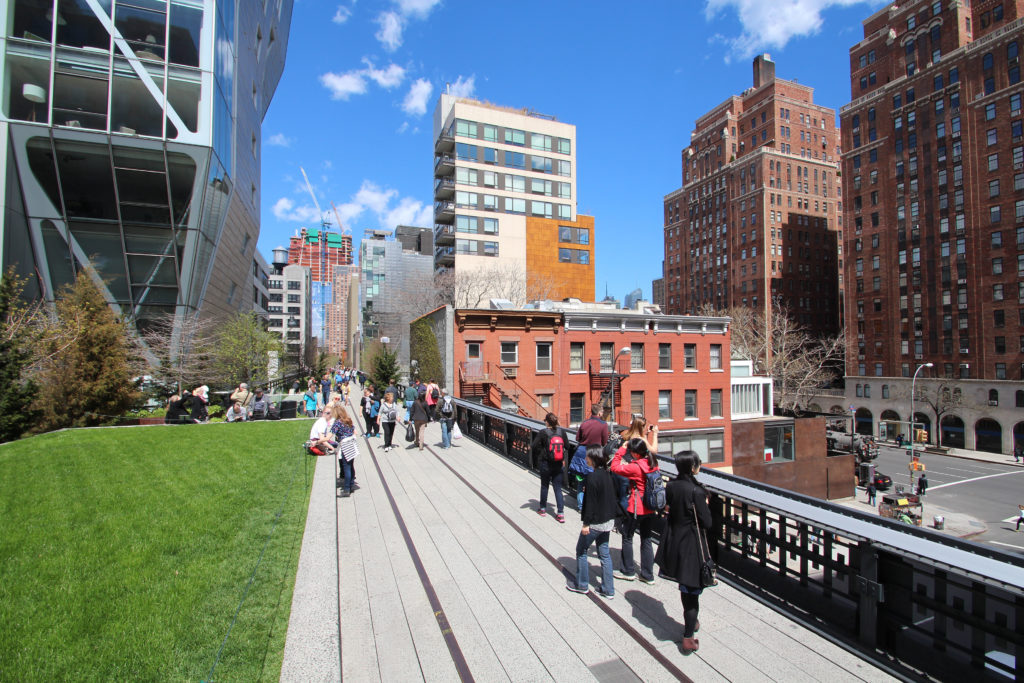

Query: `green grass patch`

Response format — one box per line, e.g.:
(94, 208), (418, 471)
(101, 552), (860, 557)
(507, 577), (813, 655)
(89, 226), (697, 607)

(0, 421), (314, 682)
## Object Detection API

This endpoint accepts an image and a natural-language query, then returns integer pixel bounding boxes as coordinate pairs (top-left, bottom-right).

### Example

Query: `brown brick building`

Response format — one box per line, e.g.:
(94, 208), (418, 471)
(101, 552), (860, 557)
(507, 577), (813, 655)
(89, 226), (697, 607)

(840, 0), (1024, 453)
(663, 55), (843, 339)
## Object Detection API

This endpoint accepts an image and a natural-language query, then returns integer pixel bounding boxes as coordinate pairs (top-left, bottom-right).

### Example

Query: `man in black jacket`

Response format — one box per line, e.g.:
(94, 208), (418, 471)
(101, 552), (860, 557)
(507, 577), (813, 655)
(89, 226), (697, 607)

(531, 412), (570, 522)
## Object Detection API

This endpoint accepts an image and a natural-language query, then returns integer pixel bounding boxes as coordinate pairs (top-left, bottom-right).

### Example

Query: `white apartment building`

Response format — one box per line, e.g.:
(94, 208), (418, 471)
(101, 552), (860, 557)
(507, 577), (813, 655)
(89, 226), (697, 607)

(432, 93), (577, 280)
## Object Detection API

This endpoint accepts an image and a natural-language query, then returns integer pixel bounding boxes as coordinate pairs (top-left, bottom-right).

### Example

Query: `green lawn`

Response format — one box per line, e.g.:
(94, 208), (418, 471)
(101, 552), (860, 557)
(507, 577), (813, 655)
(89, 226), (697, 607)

(0, 420), (314, 682)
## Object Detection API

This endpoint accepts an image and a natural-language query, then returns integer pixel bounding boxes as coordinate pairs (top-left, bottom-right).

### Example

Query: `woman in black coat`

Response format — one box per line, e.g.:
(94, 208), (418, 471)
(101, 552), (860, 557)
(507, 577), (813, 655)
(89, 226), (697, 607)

(654, 450), (712, 654)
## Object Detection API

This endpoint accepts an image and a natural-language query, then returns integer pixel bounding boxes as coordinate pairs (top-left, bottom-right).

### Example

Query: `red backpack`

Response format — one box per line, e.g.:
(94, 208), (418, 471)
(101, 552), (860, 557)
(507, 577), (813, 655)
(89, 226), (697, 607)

(548, 431), (565, 462)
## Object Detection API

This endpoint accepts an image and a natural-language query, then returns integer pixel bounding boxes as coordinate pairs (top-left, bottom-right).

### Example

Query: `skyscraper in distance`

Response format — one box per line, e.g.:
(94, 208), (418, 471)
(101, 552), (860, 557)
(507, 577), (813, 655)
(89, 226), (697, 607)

(663, 55), (843, 339)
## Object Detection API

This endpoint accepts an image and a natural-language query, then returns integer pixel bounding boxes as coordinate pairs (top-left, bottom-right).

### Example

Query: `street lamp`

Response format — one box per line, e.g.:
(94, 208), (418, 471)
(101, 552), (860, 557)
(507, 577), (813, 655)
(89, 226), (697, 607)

(608, 346), (630, 429)
(909, 362), (933, 488)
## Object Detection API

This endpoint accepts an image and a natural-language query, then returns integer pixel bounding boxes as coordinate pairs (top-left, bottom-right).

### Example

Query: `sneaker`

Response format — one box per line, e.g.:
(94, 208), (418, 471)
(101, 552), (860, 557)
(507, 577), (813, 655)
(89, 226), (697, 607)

(596, 588), (614, 600)
(565, 584), (589, 595)
(537, 508), (547, 517)
(556, 513), (565, 524)
(638, 576), (656, 585)
(613, 570), (635, 581)
(340, 490), (351, 498)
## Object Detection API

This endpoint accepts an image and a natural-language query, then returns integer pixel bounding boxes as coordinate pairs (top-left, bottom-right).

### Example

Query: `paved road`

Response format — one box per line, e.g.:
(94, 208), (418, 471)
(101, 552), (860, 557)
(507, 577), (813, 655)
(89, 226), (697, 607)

(862, 441), (1024, 554)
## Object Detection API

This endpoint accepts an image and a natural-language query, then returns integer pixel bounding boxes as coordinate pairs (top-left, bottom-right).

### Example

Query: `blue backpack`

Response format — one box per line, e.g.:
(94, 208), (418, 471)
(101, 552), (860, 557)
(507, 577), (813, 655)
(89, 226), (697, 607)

(642, 469), (666, 512)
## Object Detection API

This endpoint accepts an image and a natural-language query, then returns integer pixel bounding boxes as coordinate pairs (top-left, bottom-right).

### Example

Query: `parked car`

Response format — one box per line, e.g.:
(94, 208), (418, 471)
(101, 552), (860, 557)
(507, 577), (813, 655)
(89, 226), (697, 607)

(869, 471), (893, 491)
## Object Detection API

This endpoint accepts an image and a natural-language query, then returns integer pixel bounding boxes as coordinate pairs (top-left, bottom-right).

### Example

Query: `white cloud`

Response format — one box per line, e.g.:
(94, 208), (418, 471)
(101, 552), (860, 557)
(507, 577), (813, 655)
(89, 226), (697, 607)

(320, 70), (367, 100)
(705, 0), (880, 61)
(395, 0), (441, 18)
(362, 59), (406, 88)
(273, 197), (322, 223)
(332, 5), (352, 23)
(396, 121), (410, 134)
(402, 78), (433, 116)
(375, 11), (403, 51)
(267, 133), (292, 147)
(353, 181), (398, 215)
(447, 74), (475, 98)
(384, 197), (432, 229)
(333, 201), (365, 227)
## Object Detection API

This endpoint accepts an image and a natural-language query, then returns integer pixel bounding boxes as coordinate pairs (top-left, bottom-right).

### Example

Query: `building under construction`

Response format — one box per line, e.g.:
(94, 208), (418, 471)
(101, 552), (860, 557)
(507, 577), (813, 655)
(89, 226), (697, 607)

(287, 227), (353, 353)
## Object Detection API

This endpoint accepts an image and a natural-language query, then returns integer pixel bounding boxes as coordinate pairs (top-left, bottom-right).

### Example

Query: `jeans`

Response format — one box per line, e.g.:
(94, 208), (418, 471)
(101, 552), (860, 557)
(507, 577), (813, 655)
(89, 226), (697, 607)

(620, 514), (656, 580)
(440, 418), (452, 448)
(338, 456), (353, 492)
(575, 527), (613, 594)
(382, 421), (395, 448)
(539, 463), (565, 514)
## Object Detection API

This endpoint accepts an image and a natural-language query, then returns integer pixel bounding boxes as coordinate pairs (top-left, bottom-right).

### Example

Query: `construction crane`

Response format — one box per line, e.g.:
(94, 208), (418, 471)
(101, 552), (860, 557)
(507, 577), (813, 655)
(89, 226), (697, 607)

(330, 201), (351, 235)
(300, 166), (331, 353)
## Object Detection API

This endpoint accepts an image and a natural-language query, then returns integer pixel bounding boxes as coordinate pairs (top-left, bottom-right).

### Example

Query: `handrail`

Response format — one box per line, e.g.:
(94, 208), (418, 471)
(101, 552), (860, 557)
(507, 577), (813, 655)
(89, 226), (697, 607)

(450, 397), (1024, 681)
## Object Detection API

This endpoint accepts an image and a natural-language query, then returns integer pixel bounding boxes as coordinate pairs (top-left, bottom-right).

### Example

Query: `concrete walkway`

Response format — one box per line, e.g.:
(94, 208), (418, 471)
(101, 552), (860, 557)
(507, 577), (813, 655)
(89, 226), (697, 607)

(282, 416), (897, 682)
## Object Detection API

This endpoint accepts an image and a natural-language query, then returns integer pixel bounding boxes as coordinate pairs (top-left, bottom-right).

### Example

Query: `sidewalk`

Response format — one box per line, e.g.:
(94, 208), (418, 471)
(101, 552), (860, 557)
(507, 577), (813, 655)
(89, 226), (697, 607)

(282, 417), (898, 682)
(875, 438), (1024, 468)
(833, 492), (987, 539)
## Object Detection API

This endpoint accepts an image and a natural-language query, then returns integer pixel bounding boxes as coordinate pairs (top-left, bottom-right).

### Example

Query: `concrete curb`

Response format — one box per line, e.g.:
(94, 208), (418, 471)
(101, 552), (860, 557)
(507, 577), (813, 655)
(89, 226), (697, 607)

(280, 454), (341, 682)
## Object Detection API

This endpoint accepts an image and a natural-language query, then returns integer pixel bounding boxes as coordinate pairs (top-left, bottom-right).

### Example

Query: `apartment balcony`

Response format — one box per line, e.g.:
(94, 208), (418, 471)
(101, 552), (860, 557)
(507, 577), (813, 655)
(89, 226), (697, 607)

(434, 154), (455, 176)
(434, 200), (455, 222)
(434, 176), (455, 199)
(434, 130), (455, 153)
(434, 223), (455, 245)
(435, 245), (455, 266)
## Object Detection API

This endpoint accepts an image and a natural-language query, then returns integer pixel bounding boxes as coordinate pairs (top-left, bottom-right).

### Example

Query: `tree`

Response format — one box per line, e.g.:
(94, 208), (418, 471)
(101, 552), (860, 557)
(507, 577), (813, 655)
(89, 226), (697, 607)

(0, 269), (40, 442)
(370, 344), (400, 390)
(700, 299), (845, 414)
(898, 379), (964, 446)
(409, 318), (443, 385)
(34, 273), (140, 431)
(135, 311), (217, 393)
(210, 311), (284, 389)
(432, 262), (558, 309)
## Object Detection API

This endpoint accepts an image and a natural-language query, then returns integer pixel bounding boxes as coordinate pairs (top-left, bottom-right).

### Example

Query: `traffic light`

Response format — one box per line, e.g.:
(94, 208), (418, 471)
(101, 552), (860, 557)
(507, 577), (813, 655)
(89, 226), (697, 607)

(915, 429), (928, 443)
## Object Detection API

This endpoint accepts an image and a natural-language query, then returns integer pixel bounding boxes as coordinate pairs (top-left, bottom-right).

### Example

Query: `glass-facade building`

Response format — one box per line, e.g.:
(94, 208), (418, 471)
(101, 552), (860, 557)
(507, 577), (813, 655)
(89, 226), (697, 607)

(1, 0), (292, 335)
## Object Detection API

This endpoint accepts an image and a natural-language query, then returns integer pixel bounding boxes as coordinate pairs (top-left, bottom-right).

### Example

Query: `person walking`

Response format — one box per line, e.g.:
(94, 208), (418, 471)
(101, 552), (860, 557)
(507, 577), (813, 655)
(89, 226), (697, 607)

(1014, 442), (1022, 463)
(406, 395), (430, 450)
(916, 473), (928, 497)
(404, 381), (419, 421)
(367, 392), (381, 437)
(437, 389), (456, 449)
(359, 388), (374, 433)
(654, 450), (712, 654)
(426, 379), (441, 420)
(531, 412), (570, 523)
(1017, 504), (1024, 531)
(320, 374), (331, 408)
(867, 480), (877, 506)
(567, 446), (618, 598)
(570, 404), (609, 511)
(610, 437), (660, 584)
(379, 391), (400, 452)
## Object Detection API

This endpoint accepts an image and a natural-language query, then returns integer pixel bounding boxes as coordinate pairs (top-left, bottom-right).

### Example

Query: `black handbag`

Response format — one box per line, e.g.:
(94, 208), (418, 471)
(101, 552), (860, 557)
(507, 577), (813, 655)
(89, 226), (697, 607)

(692, 497), (717, 588)
(405, 422), (416, 443)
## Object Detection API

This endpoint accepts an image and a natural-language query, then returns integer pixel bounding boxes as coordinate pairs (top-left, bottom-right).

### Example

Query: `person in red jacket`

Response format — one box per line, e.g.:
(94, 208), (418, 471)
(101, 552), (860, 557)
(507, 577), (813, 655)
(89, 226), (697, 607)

(610, 437), (660, 583)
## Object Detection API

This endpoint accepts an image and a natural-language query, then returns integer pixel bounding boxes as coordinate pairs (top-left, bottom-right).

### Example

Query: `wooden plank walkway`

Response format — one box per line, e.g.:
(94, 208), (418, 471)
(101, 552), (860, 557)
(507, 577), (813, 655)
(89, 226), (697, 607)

(283, 412), (897, 682)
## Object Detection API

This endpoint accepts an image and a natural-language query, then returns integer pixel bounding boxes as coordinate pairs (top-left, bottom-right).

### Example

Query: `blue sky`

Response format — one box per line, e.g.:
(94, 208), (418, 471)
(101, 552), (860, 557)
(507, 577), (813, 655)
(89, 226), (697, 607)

(258, 0), (887, 303)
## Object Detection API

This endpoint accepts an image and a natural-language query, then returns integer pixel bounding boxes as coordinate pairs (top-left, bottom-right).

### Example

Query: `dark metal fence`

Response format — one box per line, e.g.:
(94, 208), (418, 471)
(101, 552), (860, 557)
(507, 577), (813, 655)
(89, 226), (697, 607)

(453, 398), (1024, 682)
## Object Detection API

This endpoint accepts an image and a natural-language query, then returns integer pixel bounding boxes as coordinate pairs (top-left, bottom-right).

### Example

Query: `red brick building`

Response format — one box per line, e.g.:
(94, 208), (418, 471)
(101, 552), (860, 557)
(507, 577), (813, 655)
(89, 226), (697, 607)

(840, 0), (1024, 453)
(663, 55), (843, 337)
(447, 301), (733, 466)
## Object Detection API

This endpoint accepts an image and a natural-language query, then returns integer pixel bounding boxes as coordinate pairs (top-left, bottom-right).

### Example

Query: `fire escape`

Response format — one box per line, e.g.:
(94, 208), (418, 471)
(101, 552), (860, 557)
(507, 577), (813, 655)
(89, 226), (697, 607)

(458, 361), (547, 420)
(589, 357), (629, 426)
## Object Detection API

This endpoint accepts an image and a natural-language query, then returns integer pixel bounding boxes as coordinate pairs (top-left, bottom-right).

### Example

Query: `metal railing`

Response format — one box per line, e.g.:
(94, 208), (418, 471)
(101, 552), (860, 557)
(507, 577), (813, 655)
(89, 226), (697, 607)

(451, 398), (1024, 682)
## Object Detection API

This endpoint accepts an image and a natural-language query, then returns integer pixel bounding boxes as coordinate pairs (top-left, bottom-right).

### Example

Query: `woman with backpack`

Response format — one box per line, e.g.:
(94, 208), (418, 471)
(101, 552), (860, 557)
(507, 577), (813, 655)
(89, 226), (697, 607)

(610, 437), (661, 584)
(654, 450), (712, 654)
(567, 446), (618, 598)
(379, 391), (400, 452)
(531, 412), (569, 523)
(406, 394), (430, 450)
